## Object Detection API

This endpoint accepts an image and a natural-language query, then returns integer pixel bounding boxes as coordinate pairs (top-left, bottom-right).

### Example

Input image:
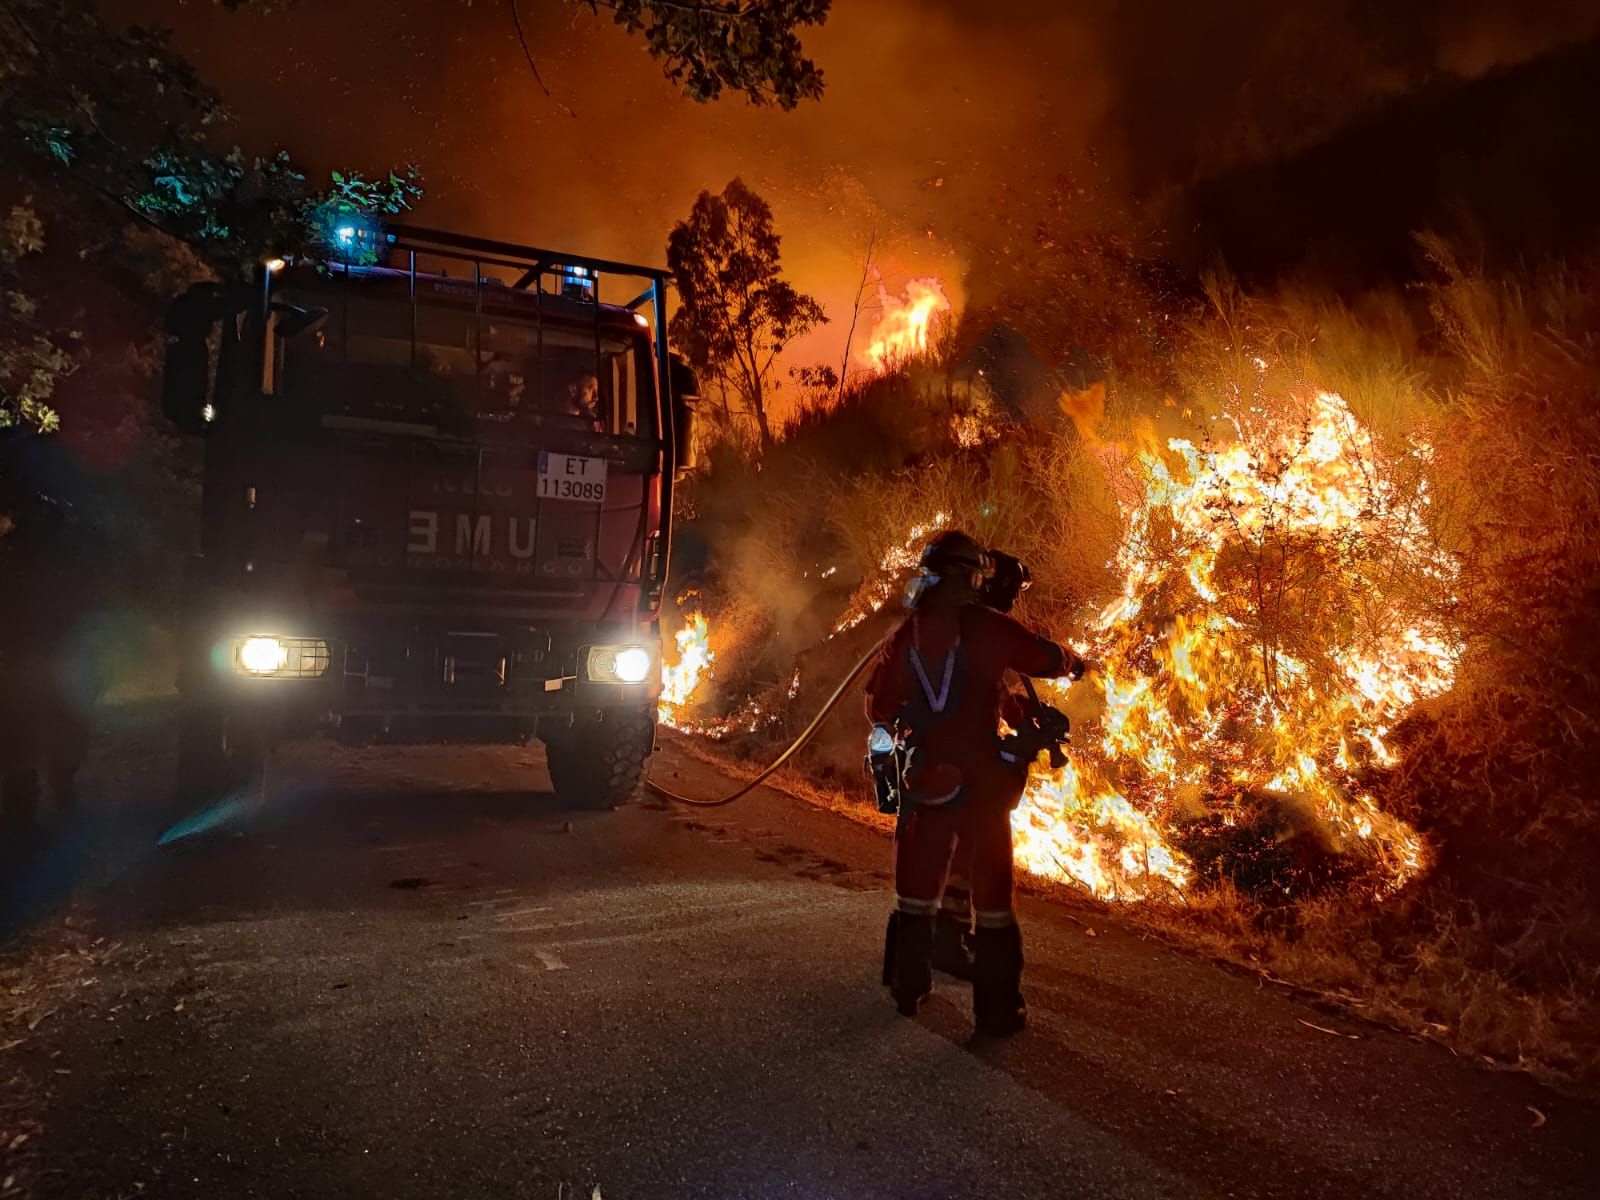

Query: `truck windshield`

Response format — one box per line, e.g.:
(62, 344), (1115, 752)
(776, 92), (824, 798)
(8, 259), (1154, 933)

(277, 291), (654, 440)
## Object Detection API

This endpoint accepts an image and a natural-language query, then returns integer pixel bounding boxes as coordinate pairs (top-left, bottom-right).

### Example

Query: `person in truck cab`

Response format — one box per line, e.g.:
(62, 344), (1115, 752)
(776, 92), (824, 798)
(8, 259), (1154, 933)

(543, 371), (603, 431)
(568, 373), (603, 429)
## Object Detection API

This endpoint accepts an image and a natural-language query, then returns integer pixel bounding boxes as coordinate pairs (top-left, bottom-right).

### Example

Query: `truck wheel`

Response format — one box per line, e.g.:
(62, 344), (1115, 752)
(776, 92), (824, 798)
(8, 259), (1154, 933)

(544, 710), (656, 810)
(176, 709), (266, 805)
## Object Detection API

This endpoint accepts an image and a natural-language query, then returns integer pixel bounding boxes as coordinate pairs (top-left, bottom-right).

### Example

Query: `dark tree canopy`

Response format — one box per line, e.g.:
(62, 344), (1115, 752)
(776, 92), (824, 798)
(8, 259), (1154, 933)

(0, 0), (831, 433)
(0, 0), (418, 432)
(584, 0), (829, 108)
(220, 0), (831, 109)
(1, 1), (418, 266)
(668, 178), (825, 447)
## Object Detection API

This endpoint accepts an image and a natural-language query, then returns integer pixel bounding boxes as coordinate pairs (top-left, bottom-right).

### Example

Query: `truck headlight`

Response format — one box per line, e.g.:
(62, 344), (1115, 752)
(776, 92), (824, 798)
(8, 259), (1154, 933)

(231, 635), (330, 678)
(237, 636), (288, 675)
(586, 644), (655, 684)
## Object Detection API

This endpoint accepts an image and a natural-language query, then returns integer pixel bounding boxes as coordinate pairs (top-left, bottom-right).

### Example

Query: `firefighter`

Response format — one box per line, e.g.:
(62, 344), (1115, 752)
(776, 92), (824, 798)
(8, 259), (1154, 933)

(866, 531), (1084, 1035)
(934, 551), (1036, 979)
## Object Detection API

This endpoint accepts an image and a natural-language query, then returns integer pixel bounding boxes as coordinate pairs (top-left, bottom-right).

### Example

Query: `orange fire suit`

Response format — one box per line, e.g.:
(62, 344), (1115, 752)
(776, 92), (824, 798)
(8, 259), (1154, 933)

(865, 602), (1072, 926)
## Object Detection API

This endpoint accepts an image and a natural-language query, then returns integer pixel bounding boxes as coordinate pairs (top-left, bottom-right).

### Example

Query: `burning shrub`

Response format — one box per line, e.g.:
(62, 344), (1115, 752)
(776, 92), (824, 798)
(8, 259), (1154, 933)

(669, 243), (1600, 1078)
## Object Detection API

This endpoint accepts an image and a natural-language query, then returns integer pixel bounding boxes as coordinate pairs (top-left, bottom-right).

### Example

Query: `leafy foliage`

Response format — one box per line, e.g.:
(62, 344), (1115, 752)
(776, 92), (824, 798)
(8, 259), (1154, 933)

(0, 0), (420, 435)
(301, 169), (425, 264)
(4, 2), (236, 251)
(668, 179), (825, 447)
(0, 202), (69, 434)
(583, 0), (828, 108)
(218, 0), (829, 107)
(2, 0), (423, 262)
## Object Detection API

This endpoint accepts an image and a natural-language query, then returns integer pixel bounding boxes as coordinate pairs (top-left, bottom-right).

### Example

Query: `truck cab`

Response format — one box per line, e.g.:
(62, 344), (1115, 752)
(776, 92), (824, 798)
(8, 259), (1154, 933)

(162, 225), (697, 808)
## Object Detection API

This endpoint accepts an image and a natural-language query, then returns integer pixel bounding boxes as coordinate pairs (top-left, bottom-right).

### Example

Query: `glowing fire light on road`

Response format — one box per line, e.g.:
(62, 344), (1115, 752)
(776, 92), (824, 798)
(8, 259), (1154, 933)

(861, 278), (950, 373)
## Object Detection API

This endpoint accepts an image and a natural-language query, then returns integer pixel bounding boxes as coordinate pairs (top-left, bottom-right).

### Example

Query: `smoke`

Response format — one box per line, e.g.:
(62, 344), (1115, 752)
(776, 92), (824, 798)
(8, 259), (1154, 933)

(116, 0), (1107, 417)
(116, 0), (1600, 415)
(1104, 1), (1600, 191)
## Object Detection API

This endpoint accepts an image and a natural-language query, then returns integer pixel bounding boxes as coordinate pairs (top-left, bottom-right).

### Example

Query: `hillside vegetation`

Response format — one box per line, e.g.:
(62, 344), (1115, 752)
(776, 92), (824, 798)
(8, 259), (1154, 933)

(668, 241), (1600, 1085)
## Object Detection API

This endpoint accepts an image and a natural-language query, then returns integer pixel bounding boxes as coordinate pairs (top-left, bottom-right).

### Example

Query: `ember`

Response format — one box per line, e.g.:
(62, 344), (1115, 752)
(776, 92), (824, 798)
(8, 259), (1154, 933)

(832, 511), (952, 636)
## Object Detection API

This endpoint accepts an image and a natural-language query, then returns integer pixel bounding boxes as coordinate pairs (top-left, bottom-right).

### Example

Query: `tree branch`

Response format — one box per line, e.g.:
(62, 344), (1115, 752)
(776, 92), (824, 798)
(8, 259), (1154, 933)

(837, 228), (874, 403)
(0, 0), (44, 59)
(510, 0), (577, 118)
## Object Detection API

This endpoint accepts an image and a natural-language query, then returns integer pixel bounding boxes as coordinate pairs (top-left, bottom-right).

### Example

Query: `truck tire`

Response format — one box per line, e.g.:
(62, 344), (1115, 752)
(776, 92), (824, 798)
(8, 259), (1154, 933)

(176, 708), (266, 806)
(544, 709), (656, 810)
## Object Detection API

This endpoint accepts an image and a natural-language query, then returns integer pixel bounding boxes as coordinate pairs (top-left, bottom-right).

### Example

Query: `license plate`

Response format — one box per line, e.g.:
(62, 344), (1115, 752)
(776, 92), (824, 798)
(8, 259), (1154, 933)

(537, 452), (607, 503)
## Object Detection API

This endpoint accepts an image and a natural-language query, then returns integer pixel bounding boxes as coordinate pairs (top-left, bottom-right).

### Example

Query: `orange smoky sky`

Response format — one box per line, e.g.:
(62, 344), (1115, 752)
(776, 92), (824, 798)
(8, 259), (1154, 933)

(109, 0), (1110, 417)
(111, 1), (1600, 417)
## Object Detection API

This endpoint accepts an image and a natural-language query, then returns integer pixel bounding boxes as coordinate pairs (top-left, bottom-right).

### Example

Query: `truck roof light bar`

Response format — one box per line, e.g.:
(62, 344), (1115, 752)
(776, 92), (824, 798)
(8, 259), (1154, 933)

(385, 224), (669, 282)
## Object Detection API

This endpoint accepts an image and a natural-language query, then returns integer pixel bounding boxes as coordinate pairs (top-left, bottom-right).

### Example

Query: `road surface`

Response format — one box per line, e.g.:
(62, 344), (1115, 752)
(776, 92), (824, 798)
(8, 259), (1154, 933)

(2, 717), (1595, 1198)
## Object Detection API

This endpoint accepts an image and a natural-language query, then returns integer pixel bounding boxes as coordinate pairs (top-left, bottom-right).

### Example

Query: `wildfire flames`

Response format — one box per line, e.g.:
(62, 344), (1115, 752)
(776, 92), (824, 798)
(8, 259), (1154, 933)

(658, 610), (798, 737)
(661, 386), (1458, 904)
(659, 611), (714, 729)
(832, 511), (951, 636)
(861, 278), (950, 373)
(1012, 389), (1457, 899)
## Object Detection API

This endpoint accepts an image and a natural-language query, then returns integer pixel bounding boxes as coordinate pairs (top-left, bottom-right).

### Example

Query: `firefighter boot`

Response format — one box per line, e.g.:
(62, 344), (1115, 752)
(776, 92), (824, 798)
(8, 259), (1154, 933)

(972, 922), (1027, 1037)
(889, 911), (935, 1016)
(933, 909), (975, 980)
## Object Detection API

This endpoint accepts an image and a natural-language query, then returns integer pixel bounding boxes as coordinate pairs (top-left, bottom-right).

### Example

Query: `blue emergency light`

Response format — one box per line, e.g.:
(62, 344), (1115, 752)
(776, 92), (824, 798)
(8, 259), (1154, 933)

(559, 264), (596, 301)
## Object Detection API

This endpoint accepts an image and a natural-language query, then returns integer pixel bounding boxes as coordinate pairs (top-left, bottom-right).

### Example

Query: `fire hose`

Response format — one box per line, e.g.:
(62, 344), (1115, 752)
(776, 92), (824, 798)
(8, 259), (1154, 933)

(645, 550), (1059, 809)
(645, 640), (885, 809)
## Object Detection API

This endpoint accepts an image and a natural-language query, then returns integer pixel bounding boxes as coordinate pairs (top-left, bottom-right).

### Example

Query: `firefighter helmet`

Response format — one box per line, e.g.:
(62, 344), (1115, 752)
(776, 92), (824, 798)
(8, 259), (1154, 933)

(919, 530), (992, 582)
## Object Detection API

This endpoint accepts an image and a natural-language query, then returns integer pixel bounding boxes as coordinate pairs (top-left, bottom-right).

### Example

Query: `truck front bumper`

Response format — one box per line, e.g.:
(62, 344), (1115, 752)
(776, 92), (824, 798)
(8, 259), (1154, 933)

(182, 619), (661, 729)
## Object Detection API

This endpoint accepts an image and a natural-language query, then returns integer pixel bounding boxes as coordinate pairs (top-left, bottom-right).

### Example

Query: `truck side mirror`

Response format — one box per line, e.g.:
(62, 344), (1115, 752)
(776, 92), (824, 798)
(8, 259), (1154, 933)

(273, 303), (328, 340)
(162, 284), (249, 434)
(669, 356), (701, 477)
(162, 287), (221, 434)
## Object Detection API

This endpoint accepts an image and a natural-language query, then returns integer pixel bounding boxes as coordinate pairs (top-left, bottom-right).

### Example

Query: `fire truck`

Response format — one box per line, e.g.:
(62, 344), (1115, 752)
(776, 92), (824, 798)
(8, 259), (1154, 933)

(160, 225), (697, 808)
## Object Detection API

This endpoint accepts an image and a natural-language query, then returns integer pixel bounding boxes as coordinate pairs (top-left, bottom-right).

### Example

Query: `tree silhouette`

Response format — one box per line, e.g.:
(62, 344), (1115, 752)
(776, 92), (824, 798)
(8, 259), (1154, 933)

(668, 179), (826, 448)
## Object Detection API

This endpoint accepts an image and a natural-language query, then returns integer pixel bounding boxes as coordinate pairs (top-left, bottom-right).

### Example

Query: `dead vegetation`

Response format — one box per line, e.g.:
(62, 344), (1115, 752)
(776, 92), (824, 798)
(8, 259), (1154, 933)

(672, 240), (1600, 1086)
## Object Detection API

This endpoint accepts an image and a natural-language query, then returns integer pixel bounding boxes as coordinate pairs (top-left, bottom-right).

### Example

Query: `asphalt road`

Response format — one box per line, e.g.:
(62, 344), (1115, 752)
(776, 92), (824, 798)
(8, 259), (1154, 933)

(3, 726), (1596, 1199)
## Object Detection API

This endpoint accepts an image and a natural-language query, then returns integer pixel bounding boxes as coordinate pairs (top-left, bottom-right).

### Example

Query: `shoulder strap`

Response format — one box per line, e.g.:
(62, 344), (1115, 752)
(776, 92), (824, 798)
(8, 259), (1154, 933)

(907, 643), (958, 714)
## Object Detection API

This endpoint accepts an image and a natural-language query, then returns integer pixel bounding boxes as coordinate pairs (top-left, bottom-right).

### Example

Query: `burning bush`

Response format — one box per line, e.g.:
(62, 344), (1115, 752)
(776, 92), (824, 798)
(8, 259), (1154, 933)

(668, 245), (1600, 1079)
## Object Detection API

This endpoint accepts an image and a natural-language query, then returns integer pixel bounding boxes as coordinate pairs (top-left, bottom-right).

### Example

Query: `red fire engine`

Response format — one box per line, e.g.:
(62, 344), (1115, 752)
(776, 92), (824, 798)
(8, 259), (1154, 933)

(161, 225), (698, 808)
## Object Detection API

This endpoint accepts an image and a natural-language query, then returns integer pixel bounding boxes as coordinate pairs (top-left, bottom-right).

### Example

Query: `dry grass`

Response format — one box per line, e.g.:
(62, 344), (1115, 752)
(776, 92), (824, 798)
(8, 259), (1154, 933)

(677, 243), (1600, 1087)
